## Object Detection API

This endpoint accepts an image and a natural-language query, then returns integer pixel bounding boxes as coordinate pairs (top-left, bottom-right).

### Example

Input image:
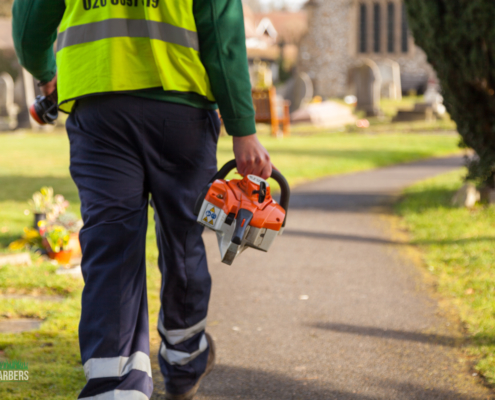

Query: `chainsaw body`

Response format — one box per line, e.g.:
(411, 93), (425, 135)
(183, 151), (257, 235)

(30, 94), (58, 125)
(195, 160), (290, 265)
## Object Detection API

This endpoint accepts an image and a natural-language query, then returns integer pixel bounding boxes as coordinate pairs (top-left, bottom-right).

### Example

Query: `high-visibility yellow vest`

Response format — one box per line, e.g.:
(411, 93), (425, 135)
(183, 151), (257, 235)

(57, 0), (215, 113)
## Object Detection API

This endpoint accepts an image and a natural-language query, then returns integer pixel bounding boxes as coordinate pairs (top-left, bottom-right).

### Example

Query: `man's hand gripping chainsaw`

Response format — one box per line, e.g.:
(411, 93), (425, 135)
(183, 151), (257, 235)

(194, 160), (290, 265)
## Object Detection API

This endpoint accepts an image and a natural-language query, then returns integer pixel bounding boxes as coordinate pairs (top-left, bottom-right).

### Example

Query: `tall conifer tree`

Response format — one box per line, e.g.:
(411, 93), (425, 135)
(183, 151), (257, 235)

(405, 0), (495, 185)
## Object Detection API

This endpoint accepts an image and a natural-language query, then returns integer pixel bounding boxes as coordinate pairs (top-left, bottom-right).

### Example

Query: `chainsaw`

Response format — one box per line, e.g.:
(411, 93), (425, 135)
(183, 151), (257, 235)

(194, 160), (290, 265)
(30, 88), (58, 125)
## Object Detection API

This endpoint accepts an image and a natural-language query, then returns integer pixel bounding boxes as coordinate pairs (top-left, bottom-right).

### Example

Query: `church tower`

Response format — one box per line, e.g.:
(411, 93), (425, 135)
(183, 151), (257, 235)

(299, 0), (434, 98)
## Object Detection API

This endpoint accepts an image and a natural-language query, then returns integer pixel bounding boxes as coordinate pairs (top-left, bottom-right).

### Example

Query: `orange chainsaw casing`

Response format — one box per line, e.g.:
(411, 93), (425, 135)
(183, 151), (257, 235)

(204, 175), (285, 232)
(29, 104), (46, 125)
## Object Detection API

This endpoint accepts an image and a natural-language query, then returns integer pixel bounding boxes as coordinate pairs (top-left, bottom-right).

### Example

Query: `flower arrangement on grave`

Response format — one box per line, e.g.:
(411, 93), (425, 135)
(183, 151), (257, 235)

(43, 224), (73, 265)
(44, 225), (70, 252)
(28, 186), (53, 213)
(8, 227), (43, 252)
(28, 186), (53, 229)
(48, 194), (70, 222)
(9, 187), (83, 265)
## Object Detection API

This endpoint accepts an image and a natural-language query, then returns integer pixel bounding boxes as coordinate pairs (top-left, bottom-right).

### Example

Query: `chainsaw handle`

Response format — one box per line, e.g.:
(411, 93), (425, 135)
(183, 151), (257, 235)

(207, 159), (237, 183)
(200, 159), (290, 227)
(269, 168), (290, 226)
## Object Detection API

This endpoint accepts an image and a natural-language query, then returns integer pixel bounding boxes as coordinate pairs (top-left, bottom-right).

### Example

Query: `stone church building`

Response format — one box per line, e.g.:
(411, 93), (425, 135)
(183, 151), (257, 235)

(299, 0), (434, 98)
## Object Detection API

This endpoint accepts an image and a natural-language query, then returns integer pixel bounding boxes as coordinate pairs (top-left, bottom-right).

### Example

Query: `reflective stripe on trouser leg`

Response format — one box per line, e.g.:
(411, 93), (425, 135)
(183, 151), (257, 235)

(83, 351), (152, 380)
(79, 389), (150, 400)
(158, 318), (208, 365)
(158, 316), (207, 345)
(160, 333), (208, 366)
(67, 97), (154, 400)
(157, 316), (208, 365)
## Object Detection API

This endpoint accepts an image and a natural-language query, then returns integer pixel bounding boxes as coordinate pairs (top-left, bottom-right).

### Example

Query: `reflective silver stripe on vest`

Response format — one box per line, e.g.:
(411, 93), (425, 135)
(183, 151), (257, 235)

(79, 389), (149, 400)
(57, 18), (199, 52)
(83, 351), (152, 381)
(160, 333), (208, 366)
(158, 317), (207, 345)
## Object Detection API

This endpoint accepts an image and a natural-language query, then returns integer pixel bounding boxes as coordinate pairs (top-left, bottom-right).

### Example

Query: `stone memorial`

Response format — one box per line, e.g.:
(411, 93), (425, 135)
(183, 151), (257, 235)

(378, 59), (402, 100)
(0, 72), (19, 130)
(278, 71), (313, 113)
(423, 78), (446, 116)
(14, 68), (37, 129)
(349, 59), (381, 116)
(452, 183), (481, 208)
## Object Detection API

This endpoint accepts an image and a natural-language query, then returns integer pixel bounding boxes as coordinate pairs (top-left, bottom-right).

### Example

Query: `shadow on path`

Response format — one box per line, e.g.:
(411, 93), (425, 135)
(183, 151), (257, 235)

(285, 229), (495, 247)
(151, 363), (486, 400)
(289, 192), (394, 212)
(311, 322), (495, 348)
(311, 322), (465, 347)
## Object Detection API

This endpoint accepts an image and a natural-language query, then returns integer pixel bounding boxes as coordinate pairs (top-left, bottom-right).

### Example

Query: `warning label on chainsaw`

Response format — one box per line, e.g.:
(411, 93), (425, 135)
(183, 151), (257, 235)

(202, 204), (219, 226)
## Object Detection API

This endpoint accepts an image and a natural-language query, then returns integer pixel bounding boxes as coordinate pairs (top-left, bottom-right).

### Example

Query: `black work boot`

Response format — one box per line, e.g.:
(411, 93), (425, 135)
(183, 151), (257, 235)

(164, 332), (216, 400)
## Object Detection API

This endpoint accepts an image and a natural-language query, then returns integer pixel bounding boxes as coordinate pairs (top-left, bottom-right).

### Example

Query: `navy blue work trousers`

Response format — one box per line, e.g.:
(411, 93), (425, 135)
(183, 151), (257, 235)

(66, 94), (220, 399)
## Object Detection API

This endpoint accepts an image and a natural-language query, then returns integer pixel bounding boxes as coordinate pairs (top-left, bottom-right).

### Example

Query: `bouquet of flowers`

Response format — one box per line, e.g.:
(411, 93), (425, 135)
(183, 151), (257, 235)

(10, 187), (83, 265)
(28, 186), (53, 214)
(44, 225), (70, 253)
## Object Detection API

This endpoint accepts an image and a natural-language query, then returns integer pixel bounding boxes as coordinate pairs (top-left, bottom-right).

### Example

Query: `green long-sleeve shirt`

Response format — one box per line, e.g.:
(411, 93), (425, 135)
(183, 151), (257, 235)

(12, 0), (256, 136)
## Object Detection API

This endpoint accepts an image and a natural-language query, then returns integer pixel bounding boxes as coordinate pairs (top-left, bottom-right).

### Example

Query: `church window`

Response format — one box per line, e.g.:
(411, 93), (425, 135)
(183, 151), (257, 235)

(387, 2), (395, 53)
(401, 3), (409, 53)
(356, 0), (410, 55)
(359, 4), (367, 53)
(373, 4), (381, 53)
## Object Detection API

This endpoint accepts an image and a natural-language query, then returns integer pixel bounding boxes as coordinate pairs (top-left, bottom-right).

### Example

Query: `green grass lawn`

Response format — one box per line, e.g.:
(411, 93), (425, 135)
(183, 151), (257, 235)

(396, 170), (495, 385)
(0, 127), (460, 398)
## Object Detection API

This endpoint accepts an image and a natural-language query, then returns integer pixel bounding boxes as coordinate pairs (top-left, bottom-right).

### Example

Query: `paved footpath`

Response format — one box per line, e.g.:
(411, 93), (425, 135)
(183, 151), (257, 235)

(152, 155), (495, 399)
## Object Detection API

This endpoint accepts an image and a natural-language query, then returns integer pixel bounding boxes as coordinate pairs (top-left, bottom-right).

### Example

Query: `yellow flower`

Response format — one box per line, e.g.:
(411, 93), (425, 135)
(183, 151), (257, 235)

(8, 239), (28, 251)
(23, 227), (40, 239)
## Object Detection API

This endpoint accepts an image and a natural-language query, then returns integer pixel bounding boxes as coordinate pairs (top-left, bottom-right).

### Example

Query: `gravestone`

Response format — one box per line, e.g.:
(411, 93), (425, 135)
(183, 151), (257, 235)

(290, 71), (313, 113)
(378, 59), (402, 100)
(423, 78), (446, 116)
(15, 68), (36, 129)
(278, 71), (314, 113)
(0, 72), (19, 130)
(393, 77), (444, 122)
(452, 183), (480, 208)
(348, 59), (381, 116)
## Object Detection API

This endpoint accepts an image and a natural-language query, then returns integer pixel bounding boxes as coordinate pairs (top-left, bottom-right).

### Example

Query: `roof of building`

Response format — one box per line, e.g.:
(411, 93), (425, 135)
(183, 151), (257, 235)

(254, 11), (308, 45)
(243, 5), (308, 62)
(243, 4), (258, 38)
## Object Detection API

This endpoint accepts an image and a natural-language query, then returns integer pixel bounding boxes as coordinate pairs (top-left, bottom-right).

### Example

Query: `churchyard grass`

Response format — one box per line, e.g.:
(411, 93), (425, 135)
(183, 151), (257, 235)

(396, 170), (495, 385)
(0, 127), (460, 398)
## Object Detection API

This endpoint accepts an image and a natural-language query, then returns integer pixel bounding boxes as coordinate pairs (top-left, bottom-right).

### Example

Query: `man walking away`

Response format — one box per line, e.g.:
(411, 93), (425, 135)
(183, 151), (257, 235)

(13, 0), (272, 398)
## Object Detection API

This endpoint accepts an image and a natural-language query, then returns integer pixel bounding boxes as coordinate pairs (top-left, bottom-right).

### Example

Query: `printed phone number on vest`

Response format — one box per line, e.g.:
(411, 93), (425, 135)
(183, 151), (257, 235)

(82, 0), (159, 11)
